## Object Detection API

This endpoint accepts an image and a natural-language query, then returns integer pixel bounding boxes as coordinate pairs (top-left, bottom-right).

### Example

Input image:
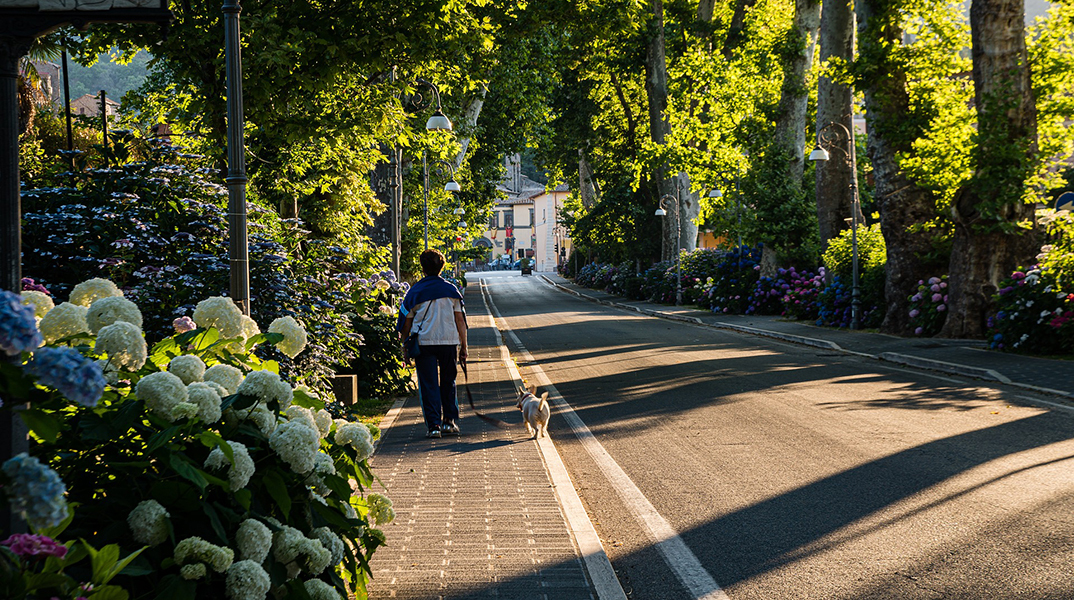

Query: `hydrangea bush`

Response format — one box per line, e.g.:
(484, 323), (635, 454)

(0, 284), (391, 600)
(907, 276), (949, 336)
(20, 149), (409, 396)
(987, 266), (1073, 354)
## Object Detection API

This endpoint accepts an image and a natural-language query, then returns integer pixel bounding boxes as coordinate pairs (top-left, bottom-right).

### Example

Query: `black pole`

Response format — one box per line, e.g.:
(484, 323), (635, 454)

(0, 35), (33, 537)
(99, 89), (107, 149)
(61, 38), (72, 166)
(223, 0), (250, 315)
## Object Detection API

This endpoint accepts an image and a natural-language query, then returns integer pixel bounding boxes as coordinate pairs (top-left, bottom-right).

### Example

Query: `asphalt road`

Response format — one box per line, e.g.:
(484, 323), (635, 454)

(474, 271), (1074, 600)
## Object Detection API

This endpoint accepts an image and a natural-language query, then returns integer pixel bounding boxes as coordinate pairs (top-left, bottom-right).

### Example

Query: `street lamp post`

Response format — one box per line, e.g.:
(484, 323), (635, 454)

(809, 120), (861, 329)
(422, 158), (461, 250)
(707, 173), (743, 251)
(655, 192), (682, 306)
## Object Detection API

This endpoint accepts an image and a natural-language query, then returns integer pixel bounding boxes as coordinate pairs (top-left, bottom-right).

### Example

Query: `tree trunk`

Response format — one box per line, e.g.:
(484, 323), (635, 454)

(815, 0), (855, 253)
(773, 0), (821, 184)
(453, 89), (487, 170)
(856, 0), (942, 335)
(723, 0), (759, 59)
(579, 150), (599, 209)
(645, 0), (675, 262)
(942, 0), (1037, 338)
(678, 171), (699, 252)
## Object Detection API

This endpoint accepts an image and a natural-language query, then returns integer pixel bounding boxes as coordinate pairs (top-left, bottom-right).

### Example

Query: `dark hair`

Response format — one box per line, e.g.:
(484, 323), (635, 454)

(420, 249), (446, 276)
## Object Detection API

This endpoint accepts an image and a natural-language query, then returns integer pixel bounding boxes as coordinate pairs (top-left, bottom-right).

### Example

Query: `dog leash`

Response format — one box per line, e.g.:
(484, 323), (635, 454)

(459, 358), (512, 429)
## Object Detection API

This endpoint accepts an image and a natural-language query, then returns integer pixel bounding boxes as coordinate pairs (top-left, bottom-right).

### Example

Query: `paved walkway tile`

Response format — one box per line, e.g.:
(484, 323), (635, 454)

(367, 287), (596, 600)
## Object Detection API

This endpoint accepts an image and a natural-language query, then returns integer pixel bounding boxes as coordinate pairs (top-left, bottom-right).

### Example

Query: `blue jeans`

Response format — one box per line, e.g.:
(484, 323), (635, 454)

(414, 345), (459, 430)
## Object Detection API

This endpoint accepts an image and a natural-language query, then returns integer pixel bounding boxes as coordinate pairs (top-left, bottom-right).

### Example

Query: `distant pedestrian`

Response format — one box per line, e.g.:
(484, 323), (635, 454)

(398, 249), (468, 439)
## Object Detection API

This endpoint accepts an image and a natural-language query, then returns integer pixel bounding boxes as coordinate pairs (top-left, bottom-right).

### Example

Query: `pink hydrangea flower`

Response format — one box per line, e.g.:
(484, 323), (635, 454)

(915, 327), (924, 335)
(1, 534), (68, 559)
(932, 293), (943, 303)
(936, 304), (947, 312)
(172, 316), (197, 334)
(909, 309), (920, 318)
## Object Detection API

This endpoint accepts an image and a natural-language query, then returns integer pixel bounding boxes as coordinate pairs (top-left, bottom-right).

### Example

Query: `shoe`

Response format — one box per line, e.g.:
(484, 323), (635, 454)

(426, 428), (441, 439)
(442, 422), (460, 436)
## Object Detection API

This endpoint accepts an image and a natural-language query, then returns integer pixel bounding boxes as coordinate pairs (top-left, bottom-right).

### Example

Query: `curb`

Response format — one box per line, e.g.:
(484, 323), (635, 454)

(878, 352), (1012, 383)
(537, 276), (1074, 400)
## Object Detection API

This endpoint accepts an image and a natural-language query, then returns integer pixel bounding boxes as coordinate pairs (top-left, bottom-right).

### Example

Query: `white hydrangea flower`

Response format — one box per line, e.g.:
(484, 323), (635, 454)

(304, 579), (341, 600)
(226, 402), (278, 436)
(171, 402), (199, 421)
(236, 519), (272, 564)
(127, 499), (169, 546)
(241, 315), (261, 339)
(272, 526), (304, 566)
(135, 371), (189, 422)
(313, 410), (333, 438)
(95, 321), (147, 371)
(69, 277), (123, 307)
(168, 354), (207, 384)
(175, 536), (234, 573)
(20, 290), (54, 320)
(313, 452), (335, 476)
(367, 493), (395, 526)
(268, 316), (308, 358)
(187, 382), (223, 423)
(269, 420), (320, 474)
(85, 296), (143, 334)
(204, 364), (243, 395)
(225, 560), (270, 600)
(192, 296), (245, 339)
(204, 440), (255, 491)
(181, 563), (207, 580)
(310, 527), (344, 566)
(237, 370), (293, 409)
(334, 422), (374, 461)
(204, 380), (229, 398)
(285, 405), (319, 433)
(38, 302), (89, 344)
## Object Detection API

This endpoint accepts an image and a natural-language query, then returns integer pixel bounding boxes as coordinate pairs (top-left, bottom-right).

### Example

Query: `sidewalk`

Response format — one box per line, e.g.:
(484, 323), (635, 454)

(541, 274), (1074, 400)
(366, 284), (603, 600)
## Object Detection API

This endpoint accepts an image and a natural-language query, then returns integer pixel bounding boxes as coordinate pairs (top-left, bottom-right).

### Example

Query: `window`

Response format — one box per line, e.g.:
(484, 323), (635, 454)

(529, 208), (535, 227)
(504, 211), (514, 229)
(489, 212), (498, 229)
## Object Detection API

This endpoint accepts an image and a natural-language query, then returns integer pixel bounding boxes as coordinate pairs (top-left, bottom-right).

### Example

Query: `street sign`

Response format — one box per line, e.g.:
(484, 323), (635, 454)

(1056, 191), (1074, 212)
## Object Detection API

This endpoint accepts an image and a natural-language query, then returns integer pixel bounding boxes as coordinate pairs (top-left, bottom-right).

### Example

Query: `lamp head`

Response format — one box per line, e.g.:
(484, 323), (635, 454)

(444, 180), (461, 192)
(708, 189), (723, 198)
(655, 208), (667, 217)
(425, 110), (453, 132)
(458, 220), (468, 228)
(808, 146), (830, 162)
(453, 206), (465, 215)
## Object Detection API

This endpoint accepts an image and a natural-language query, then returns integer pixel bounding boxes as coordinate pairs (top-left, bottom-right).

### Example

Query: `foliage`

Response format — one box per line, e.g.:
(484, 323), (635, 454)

(1037, 209), (1074, 287)
(907, 275), (949, 336)
(821, 222), (886, 326)
(21, 145), (408, 394)
(988, 266), (1074, 354)
(815, 275), (883, 329)
(696, 246), (761, 314)
(1, 286), (390, 599)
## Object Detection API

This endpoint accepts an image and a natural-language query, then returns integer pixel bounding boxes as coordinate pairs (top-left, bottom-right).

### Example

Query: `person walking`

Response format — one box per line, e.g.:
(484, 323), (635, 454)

(398, 249), (468, 438)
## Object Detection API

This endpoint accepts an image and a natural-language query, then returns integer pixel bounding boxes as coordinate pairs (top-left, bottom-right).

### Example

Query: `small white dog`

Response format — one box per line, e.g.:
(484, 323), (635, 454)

(516, 383), (550, 439)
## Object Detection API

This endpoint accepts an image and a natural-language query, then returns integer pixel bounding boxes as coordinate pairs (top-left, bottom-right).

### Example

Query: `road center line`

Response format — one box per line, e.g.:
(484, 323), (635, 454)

(480, 278), (731, 600)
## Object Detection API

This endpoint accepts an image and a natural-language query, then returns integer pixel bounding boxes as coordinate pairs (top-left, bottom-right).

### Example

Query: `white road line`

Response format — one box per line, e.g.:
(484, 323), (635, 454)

(481, 278), (731, 600)
(477, 282), (627, 600)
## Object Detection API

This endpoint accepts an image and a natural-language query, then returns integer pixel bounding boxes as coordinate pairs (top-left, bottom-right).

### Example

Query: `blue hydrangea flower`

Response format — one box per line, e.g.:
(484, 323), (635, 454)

(25, 347), (106, 407)
(0, 290), (43, 356)
(2, 453), (68, 530)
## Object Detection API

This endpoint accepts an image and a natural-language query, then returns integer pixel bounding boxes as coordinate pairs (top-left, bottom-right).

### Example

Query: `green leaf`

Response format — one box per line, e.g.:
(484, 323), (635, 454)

(152, 575), (197, 600)
(227, 393), (258, 411)
(190, 328), (220, 351)
(19, 408), (62, 443)
(262, 470), (292, 519)
(202, 502), (228, 544)
(168, 454), (208, 491)
(246, 332), (284, 351)
(89, 585), (129, 600)
(24, 572), (70, 591)
(146, 425), (180, 453)
(311, 498), (353, 529)
(260, 360), (280, 374)
(233, 488), (252, 511)
(291, 387), (325, 410)
(84, 540), (120, 586)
